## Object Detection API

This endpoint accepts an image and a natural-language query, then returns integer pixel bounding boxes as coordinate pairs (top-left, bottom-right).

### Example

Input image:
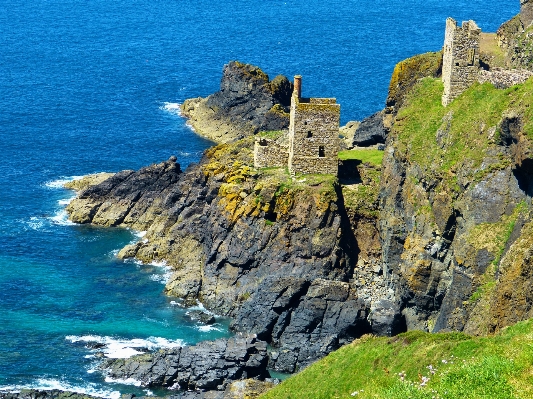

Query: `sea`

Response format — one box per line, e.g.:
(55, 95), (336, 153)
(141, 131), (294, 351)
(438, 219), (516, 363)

(0, 0), (519, 396)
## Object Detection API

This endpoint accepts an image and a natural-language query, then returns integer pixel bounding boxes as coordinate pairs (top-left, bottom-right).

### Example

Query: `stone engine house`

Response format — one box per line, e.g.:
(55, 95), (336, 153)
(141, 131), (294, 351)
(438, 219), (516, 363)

(254, 75), (340, 176)
(442, 18), (481, 106)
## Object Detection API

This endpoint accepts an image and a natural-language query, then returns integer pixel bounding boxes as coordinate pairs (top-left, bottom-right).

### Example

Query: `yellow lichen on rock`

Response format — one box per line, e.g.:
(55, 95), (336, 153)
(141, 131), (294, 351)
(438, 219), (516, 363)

(63, 172), (115, 192)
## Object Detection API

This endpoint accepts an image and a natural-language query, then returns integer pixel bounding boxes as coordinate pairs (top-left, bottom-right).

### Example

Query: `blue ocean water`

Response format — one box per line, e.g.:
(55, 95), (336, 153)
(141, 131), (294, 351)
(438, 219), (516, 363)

(0, 0), (519, 396)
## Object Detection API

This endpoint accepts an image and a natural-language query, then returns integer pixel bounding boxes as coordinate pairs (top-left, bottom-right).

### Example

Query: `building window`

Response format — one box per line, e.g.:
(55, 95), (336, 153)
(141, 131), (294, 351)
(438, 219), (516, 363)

(307, 131), (313, 138)
(319, 146), (325, 157)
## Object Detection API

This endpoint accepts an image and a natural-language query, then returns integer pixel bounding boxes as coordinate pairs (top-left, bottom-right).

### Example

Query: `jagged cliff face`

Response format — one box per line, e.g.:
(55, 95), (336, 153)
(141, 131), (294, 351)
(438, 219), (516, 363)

(66, 137), (384, 373)
(379, 74), (533, 334)
(181, 61), (292, 143)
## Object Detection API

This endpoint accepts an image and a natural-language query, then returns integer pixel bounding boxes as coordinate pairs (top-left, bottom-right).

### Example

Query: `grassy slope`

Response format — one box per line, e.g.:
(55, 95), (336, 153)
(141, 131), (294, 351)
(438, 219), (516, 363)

(393, 77), (533, 189)
(261, 319), (533, 399)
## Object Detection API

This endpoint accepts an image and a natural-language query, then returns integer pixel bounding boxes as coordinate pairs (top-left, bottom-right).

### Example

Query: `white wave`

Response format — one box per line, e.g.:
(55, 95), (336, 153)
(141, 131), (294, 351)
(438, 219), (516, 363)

(49, 209), (76, 226)
(184, 122), (197, 132)
(0, 379), (121, 399)
(160, 102), (182, 116)
(66, 335), (184, 359)
(197, 325), (223, 332)
(104, 377), (143, 387)
(135, 230), (147, 238)
(58, 195), (76, 206)
(44, 176), (85, 189)
(187, 300), (216, 315)
(26, 216), (45, 231)
(147, 260), (172, 284)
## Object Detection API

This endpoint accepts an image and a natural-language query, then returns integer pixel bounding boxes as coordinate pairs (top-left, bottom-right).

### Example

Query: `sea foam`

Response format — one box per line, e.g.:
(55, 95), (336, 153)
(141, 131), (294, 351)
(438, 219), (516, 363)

(44, 176), (85, 189)
(160, 102), (182, 116)
(66, 335), (185, 359)
(0, 379), (121, 399)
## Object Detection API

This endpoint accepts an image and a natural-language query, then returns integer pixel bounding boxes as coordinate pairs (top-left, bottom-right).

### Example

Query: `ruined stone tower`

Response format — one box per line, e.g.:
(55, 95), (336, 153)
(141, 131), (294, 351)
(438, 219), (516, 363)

(521, 0), (533, 28)
(288, 76), (340, 175)
(442, 18), (481, 106)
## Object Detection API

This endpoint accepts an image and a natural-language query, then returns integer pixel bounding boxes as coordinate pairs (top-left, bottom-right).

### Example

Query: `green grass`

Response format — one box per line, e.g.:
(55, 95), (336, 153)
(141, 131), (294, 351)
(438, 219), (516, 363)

(393, 77), (533, 187)
(257, 130), (285, 139)
(338, 149), (384, 166)
(261, 319), (533, 399)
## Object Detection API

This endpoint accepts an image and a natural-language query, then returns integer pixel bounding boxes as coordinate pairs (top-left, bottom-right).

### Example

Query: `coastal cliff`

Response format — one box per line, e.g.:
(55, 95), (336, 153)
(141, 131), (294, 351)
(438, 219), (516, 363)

(60, 9), (533, 397)
(65, 135), (385, 377)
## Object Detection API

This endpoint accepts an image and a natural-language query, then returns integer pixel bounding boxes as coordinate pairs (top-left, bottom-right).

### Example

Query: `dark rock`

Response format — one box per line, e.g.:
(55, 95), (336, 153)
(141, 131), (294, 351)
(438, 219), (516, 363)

(351, 111), (387, 147)
(188, 310), (216, 325)
(0, 390), (101, 399)
(101, 335), (269, 391)
(181, 61), (292, 143)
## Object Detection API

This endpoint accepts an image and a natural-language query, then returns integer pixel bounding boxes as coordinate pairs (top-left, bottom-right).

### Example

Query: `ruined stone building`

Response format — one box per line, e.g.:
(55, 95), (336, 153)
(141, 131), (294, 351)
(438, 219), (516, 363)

(442, 18), (481, 106)
(254, 76), (340, 176)
(521, 0), (533, 28)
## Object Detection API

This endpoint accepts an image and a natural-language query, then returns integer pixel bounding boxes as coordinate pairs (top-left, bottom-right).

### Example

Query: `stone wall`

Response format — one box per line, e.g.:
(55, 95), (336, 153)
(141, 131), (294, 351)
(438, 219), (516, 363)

(442, 18), (481, 106)
(288, 96), (340, 175)
(521, 0), (533, 28)
(253, 133), (289, 168)
(478, 68), (533, 88)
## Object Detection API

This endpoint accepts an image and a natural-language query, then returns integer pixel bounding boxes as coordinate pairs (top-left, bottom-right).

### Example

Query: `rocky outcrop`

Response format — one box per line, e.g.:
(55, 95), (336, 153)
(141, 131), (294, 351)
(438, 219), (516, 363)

(101, 335), (268, 391)
(66, 157), (181, 229)
(65, 136), (379, 374)
(350, 111), (387, 147)
(181, 62), (292, 143)
(384, 51), (442, 125)
(497, 14), (533, 69)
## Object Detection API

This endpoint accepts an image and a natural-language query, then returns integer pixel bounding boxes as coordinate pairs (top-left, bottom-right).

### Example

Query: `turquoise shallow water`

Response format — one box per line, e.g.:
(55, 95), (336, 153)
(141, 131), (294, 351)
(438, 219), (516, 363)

(0, 0), (519, 396)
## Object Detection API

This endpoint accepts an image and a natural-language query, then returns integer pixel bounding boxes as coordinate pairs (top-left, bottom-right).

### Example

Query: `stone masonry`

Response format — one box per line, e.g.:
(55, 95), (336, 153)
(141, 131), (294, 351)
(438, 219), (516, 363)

(442, 18), (481, 106)
(253, 132), (289, 169)
(521, 0), (533, 28)
(288, 76), (340, 175)
(253, 76), (340, 176)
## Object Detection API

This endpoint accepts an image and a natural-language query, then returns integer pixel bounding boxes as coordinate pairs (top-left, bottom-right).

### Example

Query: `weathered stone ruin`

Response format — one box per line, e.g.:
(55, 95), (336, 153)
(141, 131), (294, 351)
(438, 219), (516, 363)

(253, 134), (288, 169)
(442, 1), (533, 106)
(253, 75), (340, 176)
(442, 18), (481, 106)
(521, 0), (533, 28)
(288, 76), (340, 175)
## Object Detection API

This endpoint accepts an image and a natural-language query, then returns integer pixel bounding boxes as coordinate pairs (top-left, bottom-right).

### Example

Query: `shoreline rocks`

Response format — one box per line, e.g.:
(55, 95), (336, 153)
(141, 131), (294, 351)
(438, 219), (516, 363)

(101, 335), (269, 392)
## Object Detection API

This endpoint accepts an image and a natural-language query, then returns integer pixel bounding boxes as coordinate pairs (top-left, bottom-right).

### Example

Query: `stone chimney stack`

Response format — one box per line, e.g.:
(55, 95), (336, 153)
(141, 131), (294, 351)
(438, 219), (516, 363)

(294, 75), (302, 98)
(521, 0), (533, 28)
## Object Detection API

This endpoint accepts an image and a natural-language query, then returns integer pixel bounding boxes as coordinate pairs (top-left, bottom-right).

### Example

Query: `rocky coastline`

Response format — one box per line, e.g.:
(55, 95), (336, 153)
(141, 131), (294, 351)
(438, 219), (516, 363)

(12, 7), (533, 399)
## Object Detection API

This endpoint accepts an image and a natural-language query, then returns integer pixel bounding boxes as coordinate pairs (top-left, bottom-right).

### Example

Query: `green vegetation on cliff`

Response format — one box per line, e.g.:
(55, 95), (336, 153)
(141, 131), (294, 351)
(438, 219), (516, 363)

(394, 76), (533, 186)
(261, 319), (533, 399)
(202, 137), (339, 222)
